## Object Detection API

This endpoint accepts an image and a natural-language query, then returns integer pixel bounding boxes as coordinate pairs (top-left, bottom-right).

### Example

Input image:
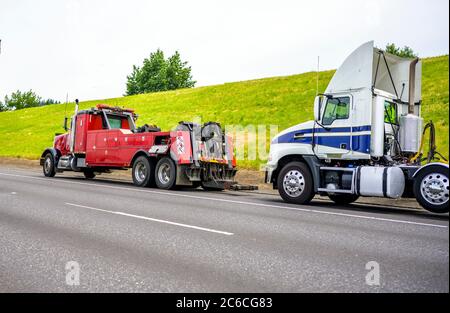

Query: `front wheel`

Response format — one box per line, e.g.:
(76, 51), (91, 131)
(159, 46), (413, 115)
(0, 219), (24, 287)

(43, 153), (56, 177)
(328, 194), (359, 205)
(277, 161), (315, 204)
(414, 165), (449, 213)
(155, 157), (177, 190)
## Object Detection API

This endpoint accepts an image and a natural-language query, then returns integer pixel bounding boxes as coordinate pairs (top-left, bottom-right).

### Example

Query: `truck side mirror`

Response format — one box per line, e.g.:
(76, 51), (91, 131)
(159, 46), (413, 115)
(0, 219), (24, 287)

(63, 117), (69, 131)
(314, 96), (322, 121)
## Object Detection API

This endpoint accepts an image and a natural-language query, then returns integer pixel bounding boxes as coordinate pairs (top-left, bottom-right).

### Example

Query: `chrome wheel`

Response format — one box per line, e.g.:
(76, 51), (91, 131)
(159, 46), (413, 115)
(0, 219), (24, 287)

(420, 173), (449, 205)
(283, 170), (305, 197)
(44, 157), (52, 174)
(42, 153), (56, 177)
(132, 156), (155, 187)
(134, 162), (147, 184)
(155, 157), (176, 190)
(157, 163), (171, 185)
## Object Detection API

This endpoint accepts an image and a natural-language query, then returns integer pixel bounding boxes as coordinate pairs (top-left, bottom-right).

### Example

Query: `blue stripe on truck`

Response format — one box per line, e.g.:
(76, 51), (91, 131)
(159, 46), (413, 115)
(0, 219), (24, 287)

(273, 125), (371, 154)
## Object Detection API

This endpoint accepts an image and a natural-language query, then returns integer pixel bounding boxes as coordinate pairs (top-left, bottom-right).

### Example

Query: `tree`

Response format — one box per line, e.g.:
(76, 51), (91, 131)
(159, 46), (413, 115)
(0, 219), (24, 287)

(125, 65), (141, 96)
(1, 90), (60, 111)
(139, 49), (168, 93)
(166, 51), (196, 90)
(3, 90), (41, 110)
(385, 43), (418, 58)
(39, 98), (61, 106)
(125, 49), (195, 95)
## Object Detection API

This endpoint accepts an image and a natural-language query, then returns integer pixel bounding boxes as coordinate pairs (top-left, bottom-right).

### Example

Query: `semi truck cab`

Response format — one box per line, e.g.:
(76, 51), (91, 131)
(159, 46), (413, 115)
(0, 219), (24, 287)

(266, 41), (449, 213)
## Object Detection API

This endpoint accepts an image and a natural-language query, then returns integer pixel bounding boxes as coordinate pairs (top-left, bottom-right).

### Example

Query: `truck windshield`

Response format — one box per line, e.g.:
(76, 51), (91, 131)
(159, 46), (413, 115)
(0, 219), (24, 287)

(107, 114), (126, 129)
(322, 97), (350, 125)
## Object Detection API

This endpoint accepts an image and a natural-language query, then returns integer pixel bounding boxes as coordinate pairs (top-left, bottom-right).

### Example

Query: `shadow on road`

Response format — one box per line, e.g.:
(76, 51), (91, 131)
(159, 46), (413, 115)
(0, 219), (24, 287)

(262, 197), (449, 222)
(50, 174), (449, 223)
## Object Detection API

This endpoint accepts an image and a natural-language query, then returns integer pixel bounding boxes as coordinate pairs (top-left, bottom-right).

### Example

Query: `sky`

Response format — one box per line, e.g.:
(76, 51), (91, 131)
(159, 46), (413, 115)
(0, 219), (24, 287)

(0, 0), (448, 102)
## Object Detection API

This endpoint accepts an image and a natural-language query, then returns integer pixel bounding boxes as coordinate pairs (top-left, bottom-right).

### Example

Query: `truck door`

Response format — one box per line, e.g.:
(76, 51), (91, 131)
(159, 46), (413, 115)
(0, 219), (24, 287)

(314, 96), (352, 158)
(105, 130), (120, 164)
(86, 113), (109, 165)
(74, 114), (88, 154)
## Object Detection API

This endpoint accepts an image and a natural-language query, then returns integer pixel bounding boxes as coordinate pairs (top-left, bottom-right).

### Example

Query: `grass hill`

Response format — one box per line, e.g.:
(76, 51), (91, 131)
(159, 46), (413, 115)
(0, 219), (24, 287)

(0, 55), (448, 169)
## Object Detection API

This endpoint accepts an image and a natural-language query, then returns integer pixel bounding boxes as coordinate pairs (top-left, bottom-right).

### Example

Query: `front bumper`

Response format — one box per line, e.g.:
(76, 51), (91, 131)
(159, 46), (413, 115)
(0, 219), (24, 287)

(264, 164), (277, 184)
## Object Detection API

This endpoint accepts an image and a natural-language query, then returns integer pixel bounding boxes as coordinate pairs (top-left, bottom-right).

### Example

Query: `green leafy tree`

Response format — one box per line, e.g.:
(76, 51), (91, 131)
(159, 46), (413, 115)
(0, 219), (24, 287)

(1, 90), (59, 110)
(3, 90), (41, 110)
(39, 98), (61, 106)
(166, 51), (196, 90)
(126, 49), (195, 95)
(125, 65), (141, 96)
(385, 43), (418, 58)
(139, 49), (168, 93)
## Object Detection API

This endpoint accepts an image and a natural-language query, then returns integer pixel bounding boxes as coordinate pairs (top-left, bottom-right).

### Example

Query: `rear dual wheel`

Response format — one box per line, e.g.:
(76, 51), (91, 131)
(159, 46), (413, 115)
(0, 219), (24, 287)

(131, 156), (177, 189)
(132, 156), (156, 187)
(132, 156), (223, 191)
(155, 157), (177, 190)
(414, 165), (449, 214)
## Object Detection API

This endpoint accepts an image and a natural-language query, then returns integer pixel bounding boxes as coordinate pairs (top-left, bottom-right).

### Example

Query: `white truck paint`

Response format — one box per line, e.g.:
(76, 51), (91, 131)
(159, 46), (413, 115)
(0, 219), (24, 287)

(266, 41), (449, 213)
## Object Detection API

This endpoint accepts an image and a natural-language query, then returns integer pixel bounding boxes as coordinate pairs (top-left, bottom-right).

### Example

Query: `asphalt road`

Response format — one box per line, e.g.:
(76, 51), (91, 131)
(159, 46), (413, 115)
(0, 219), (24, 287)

(0, 166), (448, 293)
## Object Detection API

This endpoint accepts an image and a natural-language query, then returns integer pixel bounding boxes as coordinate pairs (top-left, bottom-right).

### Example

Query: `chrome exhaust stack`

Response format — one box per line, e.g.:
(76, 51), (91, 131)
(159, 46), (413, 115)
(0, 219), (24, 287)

(399, 58), (423, 154)
(69, 99), (79, 154)
(408, 58), (419, 114)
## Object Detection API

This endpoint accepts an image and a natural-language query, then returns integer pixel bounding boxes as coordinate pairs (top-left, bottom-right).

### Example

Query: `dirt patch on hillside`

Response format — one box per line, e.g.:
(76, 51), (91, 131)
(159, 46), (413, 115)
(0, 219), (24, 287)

(0, 157), (40, 169)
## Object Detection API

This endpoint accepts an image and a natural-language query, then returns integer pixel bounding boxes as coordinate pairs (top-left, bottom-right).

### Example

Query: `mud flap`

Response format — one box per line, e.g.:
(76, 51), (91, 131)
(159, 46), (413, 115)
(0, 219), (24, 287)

(175, 164), (195, 186)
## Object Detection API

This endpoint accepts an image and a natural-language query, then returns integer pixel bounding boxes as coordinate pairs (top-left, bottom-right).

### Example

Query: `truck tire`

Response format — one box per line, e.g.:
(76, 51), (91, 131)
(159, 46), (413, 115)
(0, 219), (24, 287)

(277, 161), (314, 204)
(328, 194), (359, 205)
(43, 153), (56, 177)
(414, 165), (449, 213)
(132, 156), (155, 187)
(155, 157), (177, 190)
(83, 169), (96, 179)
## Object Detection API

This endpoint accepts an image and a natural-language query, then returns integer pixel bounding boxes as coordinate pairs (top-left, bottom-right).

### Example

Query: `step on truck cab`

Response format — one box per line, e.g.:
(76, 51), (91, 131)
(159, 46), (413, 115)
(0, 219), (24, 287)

(40, 103), (237, 190)
(265, 41), (449, 213)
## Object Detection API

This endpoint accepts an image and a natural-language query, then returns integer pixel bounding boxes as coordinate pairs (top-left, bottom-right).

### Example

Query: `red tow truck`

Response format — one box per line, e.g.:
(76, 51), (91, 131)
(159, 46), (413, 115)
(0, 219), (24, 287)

(40, 100), (237, 190)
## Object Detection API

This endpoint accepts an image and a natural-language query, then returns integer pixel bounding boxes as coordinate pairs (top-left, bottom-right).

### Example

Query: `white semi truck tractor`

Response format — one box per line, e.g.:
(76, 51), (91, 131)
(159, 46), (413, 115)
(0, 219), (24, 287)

(265, 41), (449, 213)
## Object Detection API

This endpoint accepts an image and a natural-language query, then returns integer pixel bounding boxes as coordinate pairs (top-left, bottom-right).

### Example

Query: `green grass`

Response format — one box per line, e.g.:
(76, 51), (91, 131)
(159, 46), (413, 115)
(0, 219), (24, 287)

(420, 56), (449, 160)
(0, 55), (448, 169)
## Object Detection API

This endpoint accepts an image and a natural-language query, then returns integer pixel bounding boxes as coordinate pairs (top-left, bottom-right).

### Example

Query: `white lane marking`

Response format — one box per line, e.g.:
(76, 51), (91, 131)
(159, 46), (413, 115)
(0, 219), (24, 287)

(0, 171), (448, 229)
(65, 202), (234, 236)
